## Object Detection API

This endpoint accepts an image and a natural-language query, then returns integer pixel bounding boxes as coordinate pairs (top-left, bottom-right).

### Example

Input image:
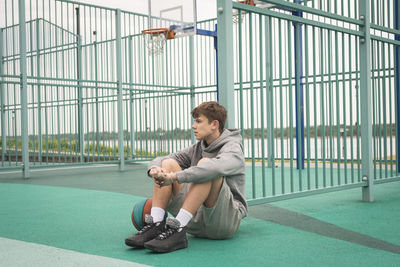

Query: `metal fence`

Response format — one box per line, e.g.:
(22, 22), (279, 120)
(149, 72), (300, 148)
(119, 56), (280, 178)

(228, 0), (400, 203)
(0, 0), (399, 203)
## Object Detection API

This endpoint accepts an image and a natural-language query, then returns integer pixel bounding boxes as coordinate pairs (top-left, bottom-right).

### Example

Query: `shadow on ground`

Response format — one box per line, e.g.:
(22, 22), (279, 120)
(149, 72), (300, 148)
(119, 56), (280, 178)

(249, 204), (400, 254)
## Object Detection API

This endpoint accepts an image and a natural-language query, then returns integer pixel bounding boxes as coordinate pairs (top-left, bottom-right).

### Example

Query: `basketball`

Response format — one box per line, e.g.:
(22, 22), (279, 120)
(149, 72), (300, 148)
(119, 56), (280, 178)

(131, 198), (152, 231)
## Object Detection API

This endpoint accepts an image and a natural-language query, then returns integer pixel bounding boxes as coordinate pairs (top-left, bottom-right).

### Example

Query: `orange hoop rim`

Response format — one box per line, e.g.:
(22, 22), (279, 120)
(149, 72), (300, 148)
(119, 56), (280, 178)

(141, 28), (169, 35)
(238, 0), (255, 5)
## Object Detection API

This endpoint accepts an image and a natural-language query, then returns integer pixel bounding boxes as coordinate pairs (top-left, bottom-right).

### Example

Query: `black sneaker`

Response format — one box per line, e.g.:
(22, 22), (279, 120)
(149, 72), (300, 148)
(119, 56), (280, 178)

(125, 214), (165, 247)
(144, 217), (188, 253)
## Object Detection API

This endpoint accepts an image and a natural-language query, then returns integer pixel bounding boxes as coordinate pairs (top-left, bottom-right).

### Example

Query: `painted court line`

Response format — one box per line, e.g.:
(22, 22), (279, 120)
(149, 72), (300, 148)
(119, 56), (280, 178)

(0, 164), (119, 175)
(0, 237), (151, 267)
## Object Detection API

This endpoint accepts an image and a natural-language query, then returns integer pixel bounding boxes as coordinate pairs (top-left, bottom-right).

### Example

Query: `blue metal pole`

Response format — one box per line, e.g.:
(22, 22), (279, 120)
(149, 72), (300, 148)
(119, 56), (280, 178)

(196, 27), (218, 101)
(293, 0), (304, 170)
(216, 48), (219, 102)
(395, 0), (400, 172)
(192, 27), (219, 102)
(214, 25), (219, 102)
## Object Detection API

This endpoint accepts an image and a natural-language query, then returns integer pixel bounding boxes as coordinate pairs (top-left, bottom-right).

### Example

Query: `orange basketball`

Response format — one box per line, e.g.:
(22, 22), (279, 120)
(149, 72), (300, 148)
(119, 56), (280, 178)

(131, 198), (152, 231)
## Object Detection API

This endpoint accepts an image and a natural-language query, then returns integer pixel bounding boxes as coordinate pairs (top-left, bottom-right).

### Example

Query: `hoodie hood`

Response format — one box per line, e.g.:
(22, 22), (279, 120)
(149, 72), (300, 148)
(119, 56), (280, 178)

(201, 129), (243, 153)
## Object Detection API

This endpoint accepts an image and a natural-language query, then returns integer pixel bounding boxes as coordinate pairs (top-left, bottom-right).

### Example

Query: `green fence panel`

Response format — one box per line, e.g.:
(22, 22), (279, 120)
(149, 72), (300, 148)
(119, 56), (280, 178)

(1, 0), (399, 204)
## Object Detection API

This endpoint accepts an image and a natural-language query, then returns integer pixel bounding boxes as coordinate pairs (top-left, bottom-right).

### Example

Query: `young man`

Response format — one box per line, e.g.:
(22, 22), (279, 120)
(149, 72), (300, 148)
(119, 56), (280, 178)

(125, 101), (247, 253)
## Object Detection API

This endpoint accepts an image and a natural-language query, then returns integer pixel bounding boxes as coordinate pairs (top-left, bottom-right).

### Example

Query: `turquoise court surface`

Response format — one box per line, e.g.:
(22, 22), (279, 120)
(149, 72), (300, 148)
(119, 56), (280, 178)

(1, 0), (400, 265)
(0, 164), (399, 266)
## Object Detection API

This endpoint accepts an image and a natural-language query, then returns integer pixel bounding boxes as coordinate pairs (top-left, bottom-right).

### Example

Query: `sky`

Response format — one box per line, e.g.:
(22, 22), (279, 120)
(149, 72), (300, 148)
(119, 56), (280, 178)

(77, 0), (218, 21)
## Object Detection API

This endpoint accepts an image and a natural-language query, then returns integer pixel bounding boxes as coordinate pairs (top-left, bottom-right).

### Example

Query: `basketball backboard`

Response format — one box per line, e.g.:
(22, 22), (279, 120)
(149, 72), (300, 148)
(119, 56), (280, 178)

(232, 1), (276, 23)
(147, 0), (197, 38)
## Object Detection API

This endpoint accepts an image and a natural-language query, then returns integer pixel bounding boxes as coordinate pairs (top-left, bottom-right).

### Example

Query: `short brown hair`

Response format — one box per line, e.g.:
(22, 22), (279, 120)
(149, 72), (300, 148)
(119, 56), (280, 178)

(191, 101), (227, 133)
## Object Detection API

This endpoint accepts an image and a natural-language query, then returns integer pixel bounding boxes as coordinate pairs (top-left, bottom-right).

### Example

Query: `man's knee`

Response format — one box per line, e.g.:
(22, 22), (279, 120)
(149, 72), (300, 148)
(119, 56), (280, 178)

(161, 158), (181, 172)
(194, 157), (224, 208)
(156, 158), (182, 196)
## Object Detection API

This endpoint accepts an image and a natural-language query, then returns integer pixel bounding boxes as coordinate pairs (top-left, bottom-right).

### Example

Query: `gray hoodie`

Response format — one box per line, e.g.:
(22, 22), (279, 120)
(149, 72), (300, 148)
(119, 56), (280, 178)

(148, 129), (248, 218)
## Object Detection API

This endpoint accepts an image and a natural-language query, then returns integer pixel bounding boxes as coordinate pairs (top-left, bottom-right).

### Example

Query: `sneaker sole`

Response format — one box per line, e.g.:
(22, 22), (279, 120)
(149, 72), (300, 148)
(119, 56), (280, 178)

(144, 240), (188, 253)
(125, 239), (145, 248)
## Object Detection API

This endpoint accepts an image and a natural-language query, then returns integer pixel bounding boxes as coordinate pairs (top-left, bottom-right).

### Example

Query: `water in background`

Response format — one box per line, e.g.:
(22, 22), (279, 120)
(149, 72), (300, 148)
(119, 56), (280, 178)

(129, 136), (396, 160)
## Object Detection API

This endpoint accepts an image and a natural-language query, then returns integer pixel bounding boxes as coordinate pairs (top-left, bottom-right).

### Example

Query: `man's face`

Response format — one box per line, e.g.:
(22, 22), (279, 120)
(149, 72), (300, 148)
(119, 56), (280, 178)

(192, 114), (218, 141)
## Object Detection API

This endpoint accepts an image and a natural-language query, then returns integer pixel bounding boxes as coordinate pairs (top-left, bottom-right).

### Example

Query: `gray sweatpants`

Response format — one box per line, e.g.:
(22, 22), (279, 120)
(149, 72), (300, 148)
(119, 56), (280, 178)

(167, 179), (242, 239)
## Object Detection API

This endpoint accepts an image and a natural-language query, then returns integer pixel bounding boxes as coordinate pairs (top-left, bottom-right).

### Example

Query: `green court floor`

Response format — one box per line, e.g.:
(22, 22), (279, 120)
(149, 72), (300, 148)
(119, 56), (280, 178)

(0, 163), (399, 266)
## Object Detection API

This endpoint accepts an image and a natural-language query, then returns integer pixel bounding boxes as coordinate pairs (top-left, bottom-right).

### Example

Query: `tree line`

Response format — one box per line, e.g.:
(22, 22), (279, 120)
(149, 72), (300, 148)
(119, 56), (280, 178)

(4, 123), (395, 142)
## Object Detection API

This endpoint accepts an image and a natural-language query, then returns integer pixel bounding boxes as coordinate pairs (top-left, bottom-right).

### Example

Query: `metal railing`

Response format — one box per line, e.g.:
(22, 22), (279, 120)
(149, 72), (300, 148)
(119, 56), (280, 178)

(227, 0), (400, 203)
(1, 0), (399, 203)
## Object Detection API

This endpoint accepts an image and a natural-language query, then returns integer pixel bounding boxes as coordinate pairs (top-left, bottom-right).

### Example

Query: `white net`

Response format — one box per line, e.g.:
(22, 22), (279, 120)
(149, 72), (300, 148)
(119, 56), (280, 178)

(232, 13), (245, 24)
(142, 32), (166, 55)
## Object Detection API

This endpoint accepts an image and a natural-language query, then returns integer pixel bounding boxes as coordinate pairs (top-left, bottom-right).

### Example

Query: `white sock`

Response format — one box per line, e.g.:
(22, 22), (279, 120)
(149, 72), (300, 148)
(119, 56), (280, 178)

(150, 207), (165, 223)
(175, 208), (193, 227)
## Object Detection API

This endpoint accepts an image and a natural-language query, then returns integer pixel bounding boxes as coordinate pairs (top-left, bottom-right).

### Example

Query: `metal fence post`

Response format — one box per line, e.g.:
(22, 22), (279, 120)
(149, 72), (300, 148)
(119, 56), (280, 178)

(293, 1), (305, 170)
(359, 0), (373, 202)
(116, 9), (125, 171)
(265, 16), (274, 168)
(0, 29), (5, 164)
(36, 19), (42, 163)
(94, 32), (100, 157)
(76, 8), (84, 163)
(19, 0), (29, 178)
(77, 35), (84, 163)
(395, 0), (400, 172)
(189, 35), (196, 144)
(129, 36), (135, 159)
(217, 0), (234, 128)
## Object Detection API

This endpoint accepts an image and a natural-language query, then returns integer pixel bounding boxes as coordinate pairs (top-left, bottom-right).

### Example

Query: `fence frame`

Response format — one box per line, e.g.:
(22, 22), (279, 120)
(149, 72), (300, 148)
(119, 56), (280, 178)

(226, 0), (400, 204)
(1, 0), (400, 204)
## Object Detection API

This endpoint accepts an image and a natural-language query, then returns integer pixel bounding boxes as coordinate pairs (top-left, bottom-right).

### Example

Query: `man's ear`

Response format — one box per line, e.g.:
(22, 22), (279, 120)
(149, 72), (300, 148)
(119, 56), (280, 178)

(212, 120), (220, 130)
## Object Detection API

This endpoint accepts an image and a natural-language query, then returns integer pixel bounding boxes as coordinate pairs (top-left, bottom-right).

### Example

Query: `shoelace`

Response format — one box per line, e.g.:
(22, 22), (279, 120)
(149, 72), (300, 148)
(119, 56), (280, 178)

(157, 227), (175, 240)
(139, 223), (152, 234)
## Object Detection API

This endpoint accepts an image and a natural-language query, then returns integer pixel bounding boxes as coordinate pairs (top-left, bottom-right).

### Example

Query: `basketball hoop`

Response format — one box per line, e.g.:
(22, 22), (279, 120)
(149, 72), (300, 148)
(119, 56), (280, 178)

(233, 0), (255, 24)
(238, 0), (255, 5)
(233, 12), (245, 24)
(142, 28), (173, 55)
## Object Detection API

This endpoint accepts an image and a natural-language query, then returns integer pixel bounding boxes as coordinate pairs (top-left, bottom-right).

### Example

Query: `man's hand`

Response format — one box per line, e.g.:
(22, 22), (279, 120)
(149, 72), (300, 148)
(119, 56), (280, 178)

(148, 167), (166, 179)
(149, 167), (177, 187)
(154, 172), (178, 187)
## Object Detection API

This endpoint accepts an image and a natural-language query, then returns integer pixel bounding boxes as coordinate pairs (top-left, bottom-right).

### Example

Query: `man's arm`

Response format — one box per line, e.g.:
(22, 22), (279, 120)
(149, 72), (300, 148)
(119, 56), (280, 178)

(147, 144), (195, 175)
(176, 143), (244, 184)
